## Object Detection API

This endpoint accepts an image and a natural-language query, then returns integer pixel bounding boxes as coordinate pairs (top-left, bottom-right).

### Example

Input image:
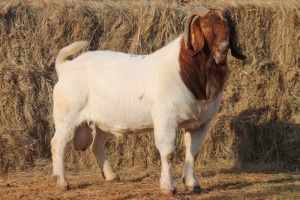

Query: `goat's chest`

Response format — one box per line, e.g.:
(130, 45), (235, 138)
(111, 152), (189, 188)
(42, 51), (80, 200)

(178, 94), (222, 130)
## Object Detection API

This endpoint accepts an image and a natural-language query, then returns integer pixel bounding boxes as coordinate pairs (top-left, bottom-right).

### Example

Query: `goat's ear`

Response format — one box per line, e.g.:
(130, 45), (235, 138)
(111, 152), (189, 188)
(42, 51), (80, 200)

(184, 16), (204, 52)
(190, 17), (204, 52)
(229, 23), (247, 60)
(223, 8), (246, 60)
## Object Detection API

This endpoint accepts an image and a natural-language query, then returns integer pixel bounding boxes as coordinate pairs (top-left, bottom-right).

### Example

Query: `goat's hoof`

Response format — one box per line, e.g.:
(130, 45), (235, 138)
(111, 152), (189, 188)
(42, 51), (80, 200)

(193, 185), (202, 194)
(57, 180), (70, 190)
(106, 174), (120, 182)
(59, 184), (70, 191)
(161, 188), (177, 196)
(52, 175), (70, 190)
(185, 185), (202, 194)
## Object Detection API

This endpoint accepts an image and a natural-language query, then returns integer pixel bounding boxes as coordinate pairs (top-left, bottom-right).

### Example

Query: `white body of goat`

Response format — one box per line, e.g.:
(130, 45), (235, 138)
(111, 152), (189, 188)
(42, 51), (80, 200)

(52, 37), (221, 194)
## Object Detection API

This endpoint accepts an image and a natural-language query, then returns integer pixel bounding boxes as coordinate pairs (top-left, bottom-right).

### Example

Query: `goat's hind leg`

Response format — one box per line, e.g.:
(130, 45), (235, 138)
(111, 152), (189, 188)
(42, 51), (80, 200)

(92, 128), (120, 181)
(51, 126), (74, 190)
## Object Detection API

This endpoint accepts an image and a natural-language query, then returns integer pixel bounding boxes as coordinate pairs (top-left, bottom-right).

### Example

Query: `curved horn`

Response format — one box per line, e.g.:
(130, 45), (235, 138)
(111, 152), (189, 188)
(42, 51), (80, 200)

(223, 8), (247, 60)
(183, 7), (210, 50)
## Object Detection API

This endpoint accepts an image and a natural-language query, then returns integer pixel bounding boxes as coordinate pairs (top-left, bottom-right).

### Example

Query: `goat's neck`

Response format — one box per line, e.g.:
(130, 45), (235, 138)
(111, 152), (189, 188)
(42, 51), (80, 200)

(178, 37), (228, 101)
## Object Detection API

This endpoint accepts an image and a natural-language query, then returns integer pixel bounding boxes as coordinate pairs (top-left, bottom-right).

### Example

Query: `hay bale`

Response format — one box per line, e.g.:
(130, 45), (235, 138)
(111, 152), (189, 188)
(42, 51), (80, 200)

(0, 0), (299, 173)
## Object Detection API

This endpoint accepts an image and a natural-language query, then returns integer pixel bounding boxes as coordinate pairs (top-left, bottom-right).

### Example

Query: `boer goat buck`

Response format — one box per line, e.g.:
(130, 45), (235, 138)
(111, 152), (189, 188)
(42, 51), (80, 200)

(51, 6), (246, 195)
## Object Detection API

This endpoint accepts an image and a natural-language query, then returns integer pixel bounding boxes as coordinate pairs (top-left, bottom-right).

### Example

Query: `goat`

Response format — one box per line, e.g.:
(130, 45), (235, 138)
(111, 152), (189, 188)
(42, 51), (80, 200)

(51, 6), (246, 195)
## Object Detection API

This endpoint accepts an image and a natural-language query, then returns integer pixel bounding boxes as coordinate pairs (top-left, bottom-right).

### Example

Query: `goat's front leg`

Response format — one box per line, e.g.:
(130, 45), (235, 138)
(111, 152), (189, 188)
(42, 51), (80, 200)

(153, 112), (177, 195)
(182, 121), (211, 193)
(92, 128), (120, 182)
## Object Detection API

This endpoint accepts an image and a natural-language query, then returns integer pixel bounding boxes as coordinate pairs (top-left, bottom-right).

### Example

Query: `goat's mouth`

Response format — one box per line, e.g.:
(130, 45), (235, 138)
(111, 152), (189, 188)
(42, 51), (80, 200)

(214, 55), (227, 65)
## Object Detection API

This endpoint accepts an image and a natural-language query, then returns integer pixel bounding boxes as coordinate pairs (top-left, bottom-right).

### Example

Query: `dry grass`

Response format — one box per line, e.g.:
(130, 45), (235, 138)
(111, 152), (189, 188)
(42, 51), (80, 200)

(0, 161), (299, 199)
(0, 0), (299, 173)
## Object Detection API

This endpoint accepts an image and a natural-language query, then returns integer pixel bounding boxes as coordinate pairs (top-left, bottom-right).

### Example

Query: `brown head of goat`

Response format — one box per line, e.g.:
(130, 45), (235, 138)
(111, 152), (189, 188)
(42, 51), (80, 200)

(180, 7), (246, 100)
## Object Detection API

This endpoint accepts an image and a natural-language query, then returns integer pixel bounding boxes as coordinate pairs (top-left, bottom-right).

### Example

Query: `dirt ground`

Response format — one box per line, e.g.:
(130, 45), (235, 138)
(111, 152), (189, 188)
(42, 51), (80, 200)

(0, 161), (299, 200)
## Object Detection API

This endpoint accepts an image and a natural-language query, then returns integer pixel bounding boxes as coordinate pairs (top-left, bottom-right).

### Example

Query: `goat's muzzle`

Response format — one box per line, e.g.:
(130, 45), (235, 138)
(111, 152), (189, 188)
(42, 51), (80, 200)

(214, 49), (228, 65)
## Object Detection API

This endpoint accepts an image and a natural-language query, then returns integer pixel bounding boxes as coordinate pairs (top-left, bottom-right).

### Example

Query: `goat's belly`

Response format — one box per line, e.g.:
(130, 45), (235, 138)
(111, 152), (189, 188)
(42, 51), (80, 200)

(94, 115), (153, 134)
(96, 125), (154, 135)
(84, 102), (153, 134)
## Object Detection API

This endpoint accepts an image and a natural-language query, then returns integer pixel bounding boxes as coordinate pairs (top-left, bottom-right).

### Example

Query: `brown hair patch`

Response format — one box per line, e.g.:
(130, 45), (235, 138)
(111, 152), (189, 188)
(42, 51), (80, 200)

(179, 37), (228, 100)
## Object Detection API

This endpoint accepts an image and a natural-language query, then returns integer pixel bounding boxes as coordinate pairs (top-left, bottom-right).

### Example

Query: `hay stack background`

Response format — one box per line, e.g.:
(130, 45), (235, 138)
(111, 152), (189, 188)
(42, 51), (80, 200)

(0, 0), (299, 173)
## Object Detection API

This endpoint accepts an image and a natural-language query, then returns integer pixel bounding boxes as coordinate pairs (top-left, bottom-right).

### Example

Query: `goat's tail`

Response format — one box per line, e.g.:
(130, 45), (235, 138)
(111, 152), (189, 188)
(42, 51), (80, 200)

(55, 41), (89, 75)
